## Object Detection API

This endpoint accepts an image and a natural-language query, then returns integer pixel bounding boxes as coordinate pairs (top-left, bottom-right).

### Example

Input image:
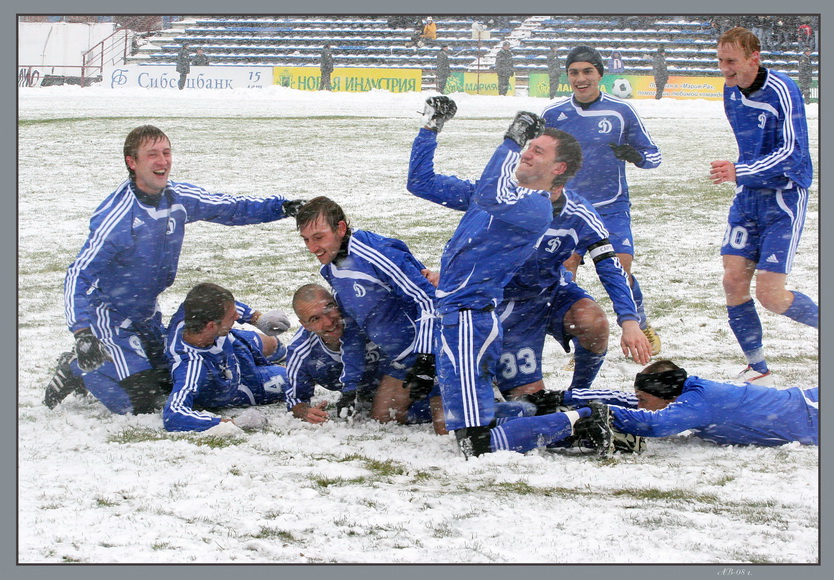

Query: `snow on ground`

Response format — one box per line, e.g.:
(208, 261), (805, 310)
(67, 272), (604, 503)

(17, 84), (819, 568)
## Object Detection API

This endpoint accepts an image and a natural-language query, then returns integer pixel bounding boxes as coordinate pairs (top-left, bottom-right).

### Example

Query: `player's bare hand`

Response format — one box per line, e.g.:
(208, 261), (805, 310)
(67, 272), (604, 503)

(293, 401), (329, 424)
(421, 268), (440, 287)
(709, 160), (736, 185)
(620, 320), (651, 365)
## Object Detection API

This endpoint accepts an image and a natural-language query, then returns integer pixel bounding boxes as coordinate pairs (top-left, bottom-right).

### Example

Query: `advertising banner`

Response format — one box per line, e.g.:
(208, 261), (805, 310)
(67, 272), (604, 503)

(457, 72), (515, 96)
(273, 67), (421, 93)
(103, 65), (274, 89)
(528, 73), (726, 100)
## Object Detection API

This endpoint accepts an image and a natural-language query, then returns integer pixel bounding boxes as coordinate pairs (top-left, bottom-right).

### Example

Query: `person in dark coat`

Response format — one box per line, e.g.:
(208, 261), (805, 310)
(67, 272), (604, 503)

(798, 48), (813, 102)
(652, 45), (668, 99)
(319, 43), (334, 91)
(435, 45), (451, 93)
(191, 47), (209, 66)
(176, 43), (190, 90)
(495, 42), (515, 96)
(546, 45), (561, 98)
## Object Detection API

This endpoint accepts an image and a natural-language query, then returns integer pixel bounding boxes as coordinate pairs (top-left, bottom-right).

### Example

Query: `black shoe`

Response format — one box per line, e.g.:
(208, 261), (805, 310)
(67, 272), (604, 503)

(454, 425), (492, 459)
(573, 401), (614, 458)
(43, 352), (86, 409)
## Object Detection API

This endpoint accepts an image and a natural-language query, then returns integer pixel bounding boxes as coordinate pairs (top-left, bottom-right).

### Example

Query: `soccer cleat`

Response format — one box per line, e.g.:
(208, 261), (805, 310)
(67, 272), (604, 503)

(641, 324), (661, 356)
(454, 426), (492, 459)
(736, 366), (775, 387)
(573, 401), (614, 458)
(43, 351), (86, 409)
(612, 429), (646, 454)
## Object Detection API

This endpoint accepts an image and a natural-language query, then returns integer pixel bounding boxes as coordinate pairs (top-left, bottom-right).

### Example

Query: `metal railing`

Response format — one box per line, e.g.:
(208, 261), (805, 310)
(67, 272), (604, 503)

(81, 27), (132, 85)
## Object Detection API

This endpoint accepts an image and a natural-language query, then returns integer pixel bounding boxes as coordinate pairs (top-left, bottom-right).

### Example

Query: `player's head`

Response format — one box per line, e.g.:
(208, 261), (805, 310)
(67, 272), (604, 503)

(296, 196), (351, 266)
(565, 45), (604, 103)
(633, 360), (687, 411)
(292, 283), (344, 345)
(544, 128), (582, 189)
(124, 125), (171, 194)
(717, 27), (761, 89)
(516, 129), (582, 192)
(183, 282), (236, 337)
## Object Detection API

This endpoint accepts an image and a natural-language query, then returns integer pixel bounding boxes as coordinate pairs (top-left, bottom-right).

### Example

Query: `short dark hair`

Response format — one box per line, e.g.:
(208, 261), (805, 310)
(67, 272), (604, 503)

(543, 128), (583, 188)
(719, 27), (761, 58)
(123, 125), (169, 180)
(295, 195), (351, 233)
(634, 360), (687, 400)
(183, 282), (235, 333)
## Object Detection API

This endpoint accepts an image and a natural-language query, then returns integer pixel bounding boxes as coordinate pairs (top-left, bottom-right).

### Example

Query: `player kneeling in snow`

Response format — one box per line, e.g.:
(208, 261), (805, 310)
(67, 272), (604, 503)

(163, 282), (291, 433)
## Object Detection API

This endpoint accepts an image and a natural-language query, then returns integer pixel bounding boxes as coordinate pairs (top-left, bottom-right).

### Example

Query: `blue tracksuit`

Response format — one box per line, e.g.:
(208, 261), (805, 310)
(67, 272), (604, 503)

(426, 135), (553, 431)
(408, 127), (638, 393)
(723, 68), (812, 191)
(319, 229), (437, 371)
(541, 93), (661, 216)
(609, 376), (819, 446)
(163, 302), (287, 432)
(283, 318), (382, 410)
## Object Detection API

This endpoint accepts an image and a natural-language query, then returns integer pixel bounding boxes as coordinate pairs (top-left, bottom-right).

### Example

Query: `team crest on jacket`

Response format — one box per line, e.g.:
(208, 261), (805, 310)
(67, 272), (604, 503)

(597, 118), (613, 134)
(129, 335), (147, 358)
(353, 282), (366, 298)
(166, 217), (177, 235)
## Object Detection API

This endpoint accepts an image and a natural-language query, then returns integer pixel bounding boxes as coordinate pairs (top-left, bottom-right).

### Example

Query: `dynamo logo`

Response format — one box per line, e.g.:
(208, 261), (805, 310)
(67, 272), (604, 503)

(110, 69), (129, 88)
(597, 118), (613, 134)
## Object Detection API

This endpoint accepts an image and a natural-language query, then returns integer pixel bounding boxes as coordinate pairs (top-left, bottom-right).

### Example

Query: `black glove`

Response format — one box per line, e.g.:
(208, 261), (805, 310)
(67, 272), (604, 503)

(74, 328), (111, 372)
(521, 389), (566, 416)
(609, 143), (643, 164)
(404, 353), (436, 402)
(421, 96), (457, 132)
(282, 199), (307, 218)
(504, 111), (546, 148)
(335, 389), (357, 419)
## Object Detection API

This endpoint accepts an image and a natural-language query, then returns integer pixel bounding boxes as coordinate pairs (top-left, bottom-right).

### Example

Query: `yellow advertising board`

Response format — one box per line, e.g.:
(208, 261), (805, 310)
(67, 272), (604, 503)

(528, 73), (725, 100)
(272, 66), (421, 93)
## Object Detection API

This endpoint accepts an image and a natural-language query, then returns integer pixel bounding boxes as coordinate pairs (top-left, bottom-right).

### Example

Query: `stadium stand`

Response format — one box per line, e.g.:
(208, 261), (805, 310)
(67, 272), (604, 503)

(128, 15), (818, 92)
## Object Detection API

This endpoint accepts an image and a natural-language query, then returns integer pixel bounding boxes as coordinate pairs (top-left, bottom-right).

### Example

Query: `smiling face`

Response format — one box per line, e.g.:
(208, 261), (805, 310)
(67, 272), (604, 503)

(213, 301), (238, 338)
(515, 134), (565, 191)
(126, 136), (171, 195)
(717, 42), (760, 89)
(567, 61), (602, 103)
(299, 214), (347, 265)
(295, 290), (344, 347)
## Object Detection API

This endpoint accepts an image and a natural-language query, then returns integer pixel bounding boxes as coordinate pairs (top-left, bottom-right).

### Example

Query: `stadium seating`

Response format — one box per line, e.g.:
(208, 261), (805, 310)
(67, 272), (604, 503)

(128, 15), (818, 91)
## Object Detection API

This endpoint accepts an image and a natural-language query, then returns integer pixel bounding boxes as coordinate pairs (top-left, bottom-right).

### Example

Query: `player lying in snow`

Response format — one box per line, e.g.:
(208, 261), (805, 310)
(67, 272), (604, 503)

(556, 359), (818, 447)
(162, 283), (291, 432)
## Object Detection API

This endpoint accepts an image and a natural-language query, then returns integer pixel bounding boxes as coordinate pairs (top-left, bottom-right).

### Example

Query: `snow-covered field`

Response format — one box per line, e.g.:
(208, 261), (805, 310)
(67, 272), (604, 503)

(17, 84), (819, 567)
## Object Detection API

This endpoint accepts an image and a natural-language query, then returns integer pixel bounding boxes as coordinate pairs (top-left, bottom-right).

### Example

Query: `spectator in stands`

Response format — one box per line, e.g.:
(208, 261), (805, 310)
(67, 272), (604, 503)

(798, 48), (814, 103)
(435, 45), (451, 93)
(419, 16), (437, 47)
(797, 21), (814, 52)
(495, 42), (515, 96)
(547, 45), (561, 99)
(607, 50), (625, 75)
(319, 43), (334, 91)
(192, 47), (209, 66)
(176, 43), (190, 90)
(652, 45), (668, 99)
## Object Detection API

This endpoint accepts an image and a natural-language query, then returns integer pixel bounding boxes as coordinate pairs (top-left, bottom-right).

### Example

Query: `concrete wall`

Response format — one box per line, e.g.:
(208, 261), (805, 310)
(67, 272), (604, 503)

(18, 21), (117, 67)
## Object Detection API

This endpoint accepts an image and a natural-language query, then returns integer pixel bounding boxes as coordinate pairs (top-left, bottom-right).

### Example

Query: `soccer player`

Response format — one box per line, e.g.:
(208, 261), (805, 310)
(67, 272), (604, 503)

(710, 27), (816, 385)
(163, 283), (291, 432)
(408, 97), (651, 415)
(294, 197), (438, 425)
(570, 360), (818, 447)
(43, 125), (304, 414)
(543, 45), (663, 355)
(284, 283), (438, 430)
(412, 103), (613, 457)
